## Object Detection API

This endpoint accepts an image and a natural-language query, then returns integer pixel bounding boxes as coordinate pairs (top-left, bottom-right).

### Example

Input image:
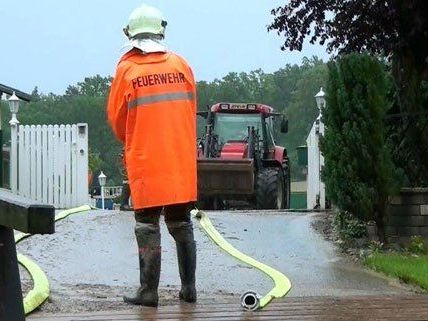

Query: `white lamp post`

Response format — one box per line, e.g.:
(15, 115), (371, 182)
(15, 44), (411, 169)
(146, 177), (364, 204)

(8, 92), (20, 193)
(314, 87), (326, 112)
(8, 92), (20, 125)
(314, 87), (326, 209)
(98, 171), (107, 210)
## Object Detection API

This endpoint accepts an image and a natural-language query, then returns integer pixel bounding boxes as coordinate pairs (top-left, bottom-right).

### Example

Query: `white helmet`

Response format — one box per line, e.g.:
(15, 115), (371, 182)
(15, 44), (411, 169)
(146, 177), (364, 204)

(124, 4), (167, 39)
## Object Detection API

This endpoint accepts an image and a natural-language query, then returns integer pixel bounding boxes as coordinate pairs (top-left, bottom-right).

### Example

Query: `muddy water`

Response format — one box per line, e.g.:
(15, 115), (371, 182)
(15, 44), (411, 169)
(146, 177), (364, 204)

(17, 210), (410, 313)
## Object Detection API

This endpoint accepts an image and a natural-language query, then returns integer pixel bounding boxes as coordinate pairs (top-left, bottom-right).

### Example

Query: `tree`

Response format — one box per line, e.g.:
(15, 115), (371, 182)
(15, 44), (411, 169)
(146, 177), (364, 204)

(65, 75), (112, 97)
(30, 86), (41, 101)
(0, 61), (327, 186)
(281, 58), (328, 179)
(268, 1), (427, 60)
(321, 54), (400, 241)
(269, 0), (428, 185)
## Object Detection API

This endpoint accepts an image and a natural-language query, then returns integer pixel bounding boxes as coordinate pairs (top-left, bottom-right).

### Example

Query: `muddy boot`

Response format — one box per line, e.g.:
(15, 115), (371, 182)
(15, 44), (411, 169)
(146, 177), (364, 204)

(177, 240), (197, 302)
(124, 214), (161, 306)
(167, 220), (197, 303)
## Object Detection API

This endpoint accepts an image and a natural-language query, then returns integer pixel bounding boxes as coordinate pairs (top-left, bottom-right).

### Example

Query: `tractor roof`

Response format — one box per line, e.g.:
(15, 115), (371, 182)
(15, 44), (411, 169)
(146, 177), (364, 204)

(211, 102), (274, 114)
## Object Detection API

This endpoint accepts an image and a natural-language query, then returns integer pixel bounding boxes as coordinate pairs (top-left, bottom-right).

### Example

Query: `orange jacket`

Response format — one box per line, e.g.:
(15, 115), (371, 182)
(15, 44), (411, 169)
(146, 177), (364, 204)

(107, 49), (197, 210)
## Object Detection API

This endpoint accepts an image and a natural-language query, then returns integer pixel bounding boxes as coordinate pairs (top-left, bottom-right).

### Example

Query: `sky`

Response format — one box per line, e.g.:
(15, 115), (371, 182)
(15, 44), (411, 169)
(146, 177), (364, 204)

(0, 1), (329, 95)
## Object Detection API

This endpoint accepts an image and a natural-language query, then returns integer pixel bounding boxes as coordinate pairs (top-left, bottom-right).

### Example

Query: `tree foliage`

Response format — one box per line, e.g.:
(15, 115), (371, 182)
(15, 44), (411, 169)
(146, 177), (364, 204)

(1, 60), (327, 185)
(269, 0), (428, 185)
(321, 54), (400, 240)
(65, 75), (112, 98)
(268, 1), (427, 58)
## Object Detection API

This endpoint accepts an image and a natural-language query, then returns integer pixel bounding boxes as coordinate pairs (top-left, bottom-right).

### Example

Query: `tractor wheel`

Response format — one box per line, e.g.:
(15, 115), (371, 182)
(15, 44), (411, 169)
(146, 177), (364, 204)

(255, 168), (285, 210)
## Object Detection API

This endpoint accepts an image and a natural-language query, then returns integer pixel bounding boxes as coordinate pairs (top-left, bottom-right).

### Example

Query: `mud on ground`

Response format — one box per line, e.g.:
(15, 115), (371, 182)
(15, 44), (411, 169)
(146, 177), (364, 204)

(18, 210), (413, 315)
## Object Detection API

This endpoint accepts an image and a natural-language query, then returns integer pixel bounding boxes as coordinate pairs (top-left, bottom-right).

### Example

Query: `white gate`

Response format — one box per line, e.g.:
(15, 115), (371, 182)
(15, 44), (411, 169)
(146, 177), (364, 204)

(10, 123), (88, 208)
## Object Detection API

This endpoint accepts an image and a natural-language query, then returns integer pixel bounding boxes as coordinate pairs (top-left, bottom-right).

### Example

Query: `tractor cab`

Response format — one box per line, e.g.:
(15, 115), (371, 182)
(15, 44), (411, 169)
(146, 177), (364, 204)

(197, 102), (290, 210)
(198, 103), (288, 157)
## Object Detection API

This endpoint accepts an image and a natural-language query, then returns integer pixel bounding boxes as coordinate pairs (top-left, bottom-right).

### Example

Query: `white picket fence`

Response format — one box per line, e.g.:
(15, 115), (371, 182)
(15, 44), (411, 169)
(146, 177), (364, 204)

(11, 123), (89, 208)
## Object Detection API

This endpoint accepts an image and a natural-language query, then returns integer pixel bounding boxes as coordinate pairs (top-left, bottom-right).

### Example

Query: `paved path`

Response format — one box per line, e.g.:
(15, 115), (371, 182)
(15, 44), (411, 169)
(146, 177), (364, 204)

(28, 295), (428, 321)
(18, 210), (414, 314)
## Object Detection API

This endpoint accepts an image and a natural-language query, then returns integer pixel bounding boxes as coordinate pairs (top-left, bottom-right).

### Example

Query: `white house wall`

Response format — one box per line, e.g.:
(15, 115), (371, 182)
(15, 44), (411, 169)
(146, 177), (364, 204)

(306, 115), (325, 209)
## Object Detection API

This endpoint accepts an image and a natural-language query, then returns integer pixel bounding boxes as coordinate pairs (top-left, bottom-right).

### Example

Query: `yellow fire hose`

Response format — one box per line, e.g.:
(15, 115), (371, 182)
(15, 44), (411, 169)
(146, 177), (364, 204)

(192, 209), (292, 311)
(15, 205), (290, 313)
(15, 205), (92, 315)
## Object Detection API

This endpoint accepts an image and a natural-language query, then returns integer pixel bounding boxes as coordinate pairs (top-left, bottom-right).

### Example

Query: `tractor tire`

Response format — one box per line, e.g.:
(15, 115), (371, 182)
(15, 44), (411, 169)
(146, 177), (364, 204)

(255, 168), (285, 210)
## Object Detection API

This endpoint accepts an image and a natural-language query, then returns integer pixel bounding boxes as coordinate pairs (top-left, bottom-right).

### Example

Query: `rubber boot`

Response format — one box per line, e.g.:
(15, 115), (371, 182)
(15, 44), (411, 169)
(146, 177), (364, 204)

(123, 215), (161, 306)
(167, 220), (197, 303)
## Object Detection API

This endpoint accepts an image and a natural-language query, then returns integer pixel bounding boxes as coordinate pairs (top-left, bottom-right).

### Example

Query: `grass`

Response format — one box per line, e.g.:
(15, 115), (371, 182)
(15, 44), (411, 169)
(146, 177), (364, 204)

(365, 253), (428, 291)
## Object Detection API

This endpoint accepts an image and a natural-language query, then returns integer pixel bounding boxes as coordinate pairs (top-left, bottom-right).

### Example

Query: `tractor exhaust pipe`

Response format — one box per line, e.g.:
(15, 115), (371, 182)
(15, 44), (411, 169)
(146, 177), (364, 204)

(240, 291), (260, 311)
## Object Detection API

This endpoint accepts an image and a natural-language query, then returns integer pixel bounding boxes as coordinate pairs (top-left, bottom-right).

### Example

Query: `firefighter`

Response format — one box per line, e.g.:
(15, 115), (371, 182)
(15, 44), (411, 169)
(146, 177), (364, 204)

(107, 3), (197, 307)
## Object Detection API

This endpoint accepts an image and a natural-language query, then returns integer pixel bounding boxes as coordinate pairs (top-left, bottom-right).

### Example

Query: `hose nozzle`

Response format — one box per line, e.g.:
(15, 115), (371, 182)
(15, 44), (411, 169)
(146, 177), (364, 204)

(240, 291), (260, 311)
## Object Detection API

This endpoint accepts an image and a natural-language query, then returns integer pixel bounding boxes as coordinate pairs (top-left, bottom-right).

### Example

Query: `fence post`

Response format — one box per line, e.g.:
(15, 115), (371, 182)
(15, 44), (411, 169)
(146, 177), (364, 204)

(76, 124), (88, 205)
(9, 120), (19, 194)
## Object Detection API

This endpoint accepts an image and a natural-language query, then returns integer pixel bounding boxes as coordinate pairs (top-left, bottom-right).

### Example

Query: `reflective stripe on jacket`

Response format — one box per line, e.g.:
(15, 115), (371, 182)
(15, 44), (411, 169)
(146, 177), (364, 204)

(107, 49), (197, 209)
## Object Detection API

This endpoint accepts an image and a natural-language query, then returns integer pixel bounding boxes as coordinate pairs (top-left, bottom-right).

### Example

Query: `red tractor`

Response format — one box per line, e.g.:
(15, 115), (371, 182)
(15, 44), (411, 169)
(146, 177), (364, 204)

(197, 102), (290, 209)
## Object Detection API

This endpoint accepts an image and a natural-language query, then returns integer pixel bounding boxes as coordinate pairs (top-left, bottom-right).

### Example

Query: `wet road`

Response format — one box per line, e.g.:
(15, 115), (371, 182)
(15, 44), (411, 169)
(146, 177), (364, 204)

(17, 210), (411, 312)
